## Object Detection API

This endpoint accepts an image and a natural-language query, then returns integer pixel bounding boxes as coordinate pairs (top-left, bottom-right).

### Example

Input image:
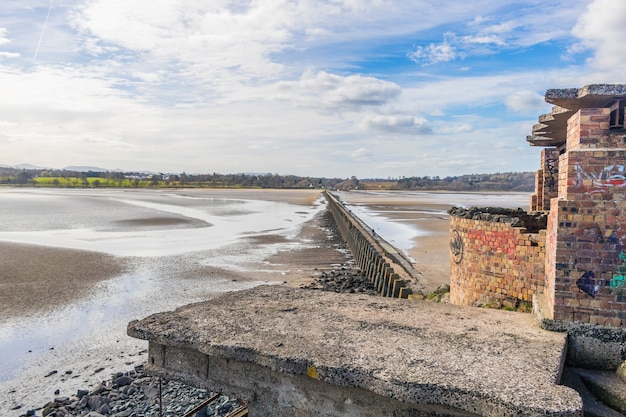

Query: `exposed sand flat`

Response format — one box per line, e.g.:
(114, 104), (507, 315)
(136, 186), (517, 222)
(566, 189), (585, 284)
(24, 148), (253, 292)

(336, 190), (531, 292)
(0, 242), (127, 317)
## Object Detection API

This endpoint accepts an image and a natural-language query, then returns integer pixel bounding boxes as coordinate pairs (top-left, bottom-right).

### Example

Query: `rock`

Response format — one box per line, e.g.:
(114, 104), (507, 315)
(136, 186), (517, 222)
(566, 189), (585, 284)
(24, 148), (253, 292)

(90, 382), (107, 395)
(301, 266), (378, 295)
(115, 375), (133, 387)
(87, 395), (103, 411)
(30, 365), (242, 417)
(95, 403), (111, 415)
(77, 393), (90, 410)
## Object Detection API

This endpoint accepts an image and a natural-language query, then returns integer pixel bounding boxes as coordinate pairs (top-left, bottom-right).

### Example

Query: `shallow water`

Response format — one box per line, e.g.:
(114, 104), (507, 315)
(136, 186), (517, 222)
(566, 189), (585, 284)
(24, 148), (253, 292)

(339, 190), (530, 256)
(0, 189), (314, 256)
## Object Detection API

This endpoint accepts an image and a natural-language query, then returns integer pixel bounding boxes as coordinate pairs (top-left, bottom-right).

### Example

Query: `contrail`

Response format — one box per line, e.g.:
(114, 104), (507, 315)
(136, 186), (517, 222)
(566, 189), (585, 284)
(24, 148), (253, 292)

(34, 0), (54, 61)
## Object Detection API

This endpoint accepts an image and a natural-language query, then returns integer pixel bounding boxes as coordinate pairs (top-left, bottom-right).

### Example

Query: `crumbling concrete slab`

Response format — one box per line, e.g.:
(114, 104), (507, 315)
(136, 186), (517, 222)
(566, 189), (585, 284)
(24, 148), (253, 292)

(128, 285), (582, 417)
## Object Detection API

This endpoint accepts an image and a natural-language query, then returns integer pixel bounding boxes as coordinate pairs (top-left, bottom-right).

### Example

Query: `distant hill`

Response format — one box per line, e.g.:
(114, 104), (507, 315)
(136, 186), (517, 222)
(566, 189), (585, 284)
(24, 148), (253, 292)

(64, 165), (110, 172)
(13, 163), (52, 170)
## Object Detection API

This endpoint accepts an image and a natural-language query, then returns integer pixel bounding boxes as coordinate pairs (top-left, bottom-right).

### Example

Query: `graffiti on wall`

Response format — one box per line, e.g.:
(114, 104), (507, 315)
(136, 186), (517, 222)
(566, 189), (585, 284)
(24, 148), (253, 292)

(610, 250), (626, 289)
(466, 229), (516, 256)
(572, 163), (626, 194)
(450, 230), (464, 264)
(577, 268), (626, 297)
(577, 271), (600, 297)
(576, 227), (626, 297)
(545, 155), (558, 191)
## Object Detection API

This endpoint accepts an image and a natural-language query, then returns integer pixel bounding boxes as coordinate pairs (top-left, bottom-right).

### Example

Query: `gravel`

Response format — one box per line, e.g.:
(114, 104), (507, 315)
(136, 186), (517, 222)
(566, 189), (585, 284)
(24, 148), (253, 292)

(14, 365), (243, 417)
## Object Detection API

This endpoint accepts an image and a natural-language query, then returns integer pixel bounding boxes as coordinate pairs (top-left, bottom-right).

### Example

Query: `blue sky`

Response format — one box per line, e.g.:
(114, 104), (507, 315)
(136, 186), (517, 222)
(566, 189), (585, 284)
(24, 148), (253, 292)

(0, 0), (623, 178)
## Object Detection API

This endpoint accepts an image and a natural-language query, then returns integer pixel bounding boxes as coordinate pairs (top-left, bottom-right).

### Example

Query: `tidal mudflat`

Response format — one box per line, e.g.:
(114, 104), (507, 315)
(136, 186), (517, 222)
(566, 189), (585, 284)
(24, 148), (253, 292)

(0, 188), (530, 415)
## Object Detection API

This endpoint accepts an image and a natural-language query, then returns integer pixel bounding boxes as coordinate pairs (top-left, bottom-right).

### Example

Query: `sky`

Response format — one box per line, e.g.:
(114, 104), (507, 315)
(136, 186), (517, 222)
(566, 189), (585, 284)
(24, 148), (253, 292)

(1, 0), (625, 179)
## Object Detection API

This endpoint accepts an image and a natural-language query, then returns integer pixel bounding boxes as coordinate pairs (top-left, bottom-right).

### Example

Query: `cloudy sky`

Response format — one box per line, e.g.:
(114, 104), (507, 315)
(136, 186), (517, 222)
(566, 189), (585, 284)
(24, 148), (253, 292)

(1, 0), (624, 178)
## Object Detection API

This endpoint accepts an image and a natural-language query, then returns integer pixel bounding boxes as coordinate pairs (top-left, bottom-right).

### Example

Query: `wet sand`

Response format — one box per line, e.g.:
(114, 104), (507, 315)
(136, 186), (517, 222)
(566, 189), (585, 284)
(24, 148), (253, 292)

(0, 243), (127, 317)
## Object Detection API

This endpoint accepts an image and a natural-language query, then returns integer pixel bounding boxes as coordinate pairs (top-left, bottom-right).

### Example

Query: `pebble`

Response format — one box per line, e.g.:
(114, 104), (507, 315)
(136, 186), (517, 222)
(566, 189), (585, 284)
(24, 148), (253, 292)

(19, 366), (243, 417)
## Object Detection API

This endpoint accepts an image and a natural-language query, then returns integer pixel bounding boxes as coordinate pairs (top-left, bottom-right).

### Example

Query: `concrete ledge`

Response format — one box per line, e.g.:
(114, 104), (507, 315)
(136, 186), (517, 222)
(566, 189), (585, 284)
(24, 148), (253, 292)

(534, 294), (626, 370)
(128, 286), (582, 417)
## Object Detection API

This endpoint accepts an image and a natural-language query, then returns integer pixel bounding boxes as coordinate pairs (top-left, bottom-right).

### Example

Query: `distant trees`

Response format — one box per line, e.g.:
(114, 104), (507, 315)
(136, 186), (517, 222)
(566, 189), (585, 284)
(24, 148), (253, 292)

(15, 170), (33, 184)
(391, 172), (534, 192)
(0, 167), (535, 192)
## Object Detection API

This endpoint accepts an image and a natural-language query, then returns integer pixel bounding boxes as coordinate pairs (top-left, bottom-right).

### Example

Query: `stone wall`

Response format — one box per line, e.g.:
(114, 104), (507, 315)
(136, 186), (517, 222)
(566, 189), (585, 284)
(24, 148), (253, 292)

(325, 192), (416, 298)
(449, 207), (547, 307)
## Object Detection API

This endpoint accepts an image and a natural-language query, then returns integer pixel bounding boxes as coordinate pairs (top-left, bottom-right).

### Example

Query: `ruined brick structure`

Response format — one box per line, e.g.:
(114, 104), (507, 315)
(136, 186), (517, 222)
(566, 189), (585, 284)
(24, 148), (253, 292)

(449, 208), (547, 308)
(451, 84), (626, 327)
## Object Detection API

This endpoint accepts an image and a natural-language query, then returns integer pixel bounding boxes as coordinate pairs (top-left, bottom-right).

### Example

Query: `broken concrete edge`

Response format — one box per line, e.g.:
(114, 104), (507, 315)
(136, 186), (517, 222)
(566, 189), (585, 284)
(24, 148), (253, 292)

(448, 206), (548, 233)
(128, 330), (580, 417)
(534, 293), (626, 371)
(128, 286), (582, 417)
(546, 85), (626, 102)
(140, 350), (492, 417)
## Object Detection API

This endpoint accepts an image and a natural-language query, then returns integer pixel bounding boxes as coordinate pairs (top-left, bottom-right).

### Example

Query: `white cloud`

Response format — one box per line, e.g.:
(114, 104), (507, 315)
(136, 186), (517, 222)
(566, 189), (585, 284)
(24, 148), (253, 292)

(462, 34), (506, 46)
(408, 33), (457, 65)
(0, 52), (19, 59)
(571, 0), (626, 69)
(375, 160), (418, 170)
(504, 90), (545, 114)
(351, 147), (372, 159)
(436, 123), (474, 134)
(361, 114), (432, 135)
(0, 28), (10, 45)
(407, 31), (508, 66)
(274, 70), (401, 111)
(0, 27), (18, 59)
(0, 120), (17, 127)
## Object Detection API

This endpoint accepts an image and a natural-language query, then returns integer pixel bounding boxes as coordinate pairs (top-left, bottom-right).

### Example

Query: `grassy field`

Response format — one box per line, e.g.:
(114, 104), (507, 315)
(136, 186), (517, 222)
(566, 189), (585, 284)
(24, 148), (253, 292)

(0, 176), (253, 189)
(32, 176), (155, 188)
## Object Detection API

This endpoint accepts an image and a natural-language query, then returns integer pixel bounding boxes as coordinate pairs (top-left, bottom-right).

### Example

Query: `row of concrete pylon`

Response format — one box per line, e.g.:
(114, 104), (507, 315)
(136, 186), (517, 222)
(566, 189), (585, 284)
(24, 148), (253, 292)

(324, 191), (413, 298)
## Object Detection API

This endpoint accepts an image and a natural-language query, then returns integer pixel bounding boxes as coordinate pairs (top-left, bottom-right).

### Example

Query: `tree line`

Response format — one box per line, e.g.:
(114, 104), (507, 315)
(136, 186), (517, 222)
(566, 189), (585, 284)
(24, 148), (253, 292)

(387, 172), (535, 192)
(0, 167), (534, 192)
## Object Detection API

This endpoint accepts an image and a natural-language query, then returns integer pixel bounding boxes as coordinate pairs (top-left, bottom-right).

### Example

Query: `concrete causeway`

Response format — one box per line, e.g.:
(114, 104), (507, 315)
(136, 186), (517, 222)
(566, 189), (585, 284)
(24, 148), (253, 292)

(128, 285), (582, 417)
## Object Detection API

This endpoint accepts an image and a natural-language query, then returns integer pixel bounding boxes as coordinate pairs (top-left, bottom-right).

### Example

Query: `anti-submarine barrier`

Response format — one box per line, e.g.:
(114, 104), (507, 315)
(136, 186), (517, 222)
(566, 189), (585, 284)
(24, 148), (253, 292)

(324, 191), (422, 298)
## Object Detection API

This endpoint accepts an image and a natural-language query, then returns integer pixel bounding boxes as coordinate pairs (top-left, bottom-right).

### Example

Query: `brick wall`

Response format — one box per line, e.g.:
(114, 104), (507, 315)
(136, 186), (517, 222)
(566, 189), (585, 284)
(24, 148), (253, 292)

(532, 148), (560, 211)
(544, 108), (626, 326)
(449, 211), (546, 307)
